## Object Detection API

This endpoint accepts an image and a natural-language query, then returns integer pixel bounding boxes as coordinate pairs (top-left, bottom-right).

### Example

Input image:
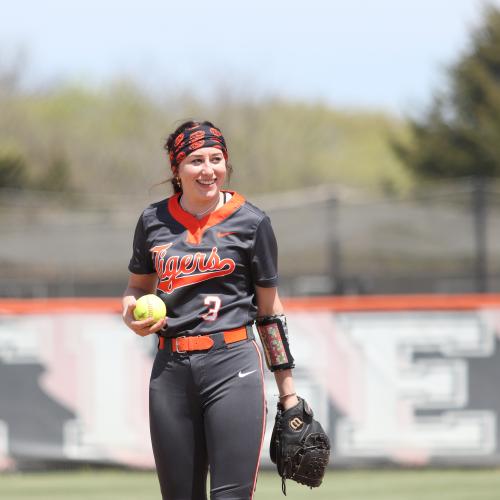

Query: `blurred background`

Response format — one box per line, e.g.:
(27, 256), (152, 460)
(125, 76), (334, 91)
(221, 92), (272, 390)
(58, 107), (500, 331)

(2, 0), (500, 298)
(2, 1), (500, 498)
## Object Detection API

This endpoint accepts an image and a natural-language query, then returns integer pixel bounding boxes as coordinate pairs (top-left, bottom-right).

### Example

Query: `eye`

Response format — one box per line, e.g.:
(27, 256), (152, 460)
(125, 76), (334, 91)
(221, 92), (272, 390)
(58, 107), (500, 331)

(211, 156), (223, 163)
(191, 158), (203, 165)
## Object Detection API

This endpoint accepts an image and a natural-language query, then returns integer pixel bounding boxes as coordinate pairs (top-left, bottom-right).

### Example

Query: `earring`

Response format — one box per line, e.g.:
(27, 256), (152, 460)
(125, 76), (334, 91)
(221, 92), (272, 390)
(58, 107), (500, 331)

(174, 175), (182, 189)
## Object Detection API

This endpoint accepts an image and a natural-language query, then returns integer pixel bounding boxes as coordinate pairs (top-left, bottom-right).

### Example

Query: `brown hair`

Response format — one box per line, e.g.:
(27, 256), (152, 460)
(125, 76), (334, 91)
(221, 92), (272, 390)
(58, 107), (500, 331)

(163, 120), (233, 194)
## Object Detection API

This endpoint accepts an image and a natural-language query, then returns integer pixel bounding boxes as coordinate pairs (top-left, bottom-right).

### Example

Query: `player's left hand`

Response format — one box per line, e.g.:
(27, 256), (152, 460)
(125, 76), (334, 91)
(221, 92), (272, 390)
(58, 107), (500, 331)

(270, 397), (330, 495)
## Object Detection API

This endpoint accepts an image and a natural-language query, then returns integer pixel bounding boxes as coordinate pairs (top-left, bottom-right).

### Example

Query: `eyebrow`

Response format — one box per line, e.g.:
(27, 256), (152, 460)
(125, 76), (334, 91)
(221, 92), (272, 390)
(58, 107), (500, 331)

(189, 152), (223, 159)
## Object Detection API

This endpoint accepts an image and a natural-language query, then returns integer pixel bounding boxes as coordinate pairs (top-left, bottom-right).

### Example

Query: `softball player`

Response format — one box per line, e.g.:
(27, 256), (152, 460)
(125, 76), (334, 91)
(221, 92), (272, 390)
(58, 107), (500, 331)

(122, 121), (298, 500)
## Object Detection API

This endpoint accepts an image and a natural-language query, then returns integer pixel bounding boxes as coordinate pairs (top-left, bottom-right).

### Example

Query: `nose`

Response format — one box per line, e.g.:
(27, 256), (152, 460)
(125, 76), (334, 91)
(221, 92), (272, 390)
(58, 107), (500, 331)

(201, 158), (214, 172)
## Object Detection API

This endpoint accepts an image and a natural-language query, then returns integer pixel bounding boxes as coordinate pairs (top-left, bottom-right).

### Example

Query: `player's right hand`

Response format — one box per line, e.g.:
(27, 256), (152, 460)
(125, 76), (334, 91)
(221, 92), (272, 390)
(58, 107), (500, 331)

(122, 299), (167, 337)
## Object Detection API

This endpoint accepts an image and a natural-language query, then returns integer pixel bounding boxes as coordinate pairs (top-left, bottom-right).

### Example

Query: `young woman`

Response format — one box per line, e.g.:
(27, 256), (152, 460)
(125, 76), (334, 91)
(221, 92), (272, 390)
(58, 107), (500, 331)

(122, 120), (298, 500)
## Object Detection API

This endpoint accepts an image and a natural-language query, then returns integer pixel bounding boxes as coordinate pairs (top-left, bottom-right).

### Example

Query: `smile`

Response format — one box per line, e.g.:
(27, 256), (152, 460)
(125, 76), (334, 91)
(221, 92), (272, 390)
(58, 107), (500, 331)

(197, 179), (216, 185)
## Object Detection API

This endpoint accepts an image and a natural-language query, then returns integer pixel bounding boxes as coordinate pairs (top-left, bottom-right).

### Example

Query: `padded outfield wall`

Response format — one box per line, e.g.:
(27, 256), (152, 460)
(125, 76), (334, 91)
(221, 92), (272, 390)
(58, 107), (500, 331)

(0, 295), (499, 470)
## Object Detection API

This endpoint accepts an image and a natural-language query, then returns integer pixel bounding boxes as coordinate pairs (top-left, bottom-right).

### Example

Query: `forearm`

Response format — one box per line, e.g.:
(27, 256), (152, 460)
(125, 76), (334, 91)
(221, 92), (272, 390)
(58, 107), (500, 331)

(122, 285), (152, 307)
(122, 274), (158, 308)
(273, 369), (298, 409)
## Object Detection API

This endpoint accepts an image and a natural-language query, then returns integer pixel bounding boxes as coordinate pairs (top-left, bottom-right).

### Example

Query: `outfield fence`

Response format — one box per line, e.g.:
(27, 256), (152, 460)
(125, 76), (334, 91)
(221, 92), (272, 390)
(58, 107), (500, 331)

(2, 179), (500, 298)
(1, 295), (499, 470)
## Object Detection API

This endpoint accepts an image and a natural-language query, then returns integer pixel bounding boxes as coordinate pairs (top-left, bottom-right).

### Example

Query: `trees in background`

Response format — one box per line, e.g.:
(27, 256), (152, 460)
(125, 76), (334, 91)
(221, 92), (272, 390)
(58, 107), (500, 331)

(0, 147), (28, 189)
(4, 7), (500, 197)
(395, 5), (500, 179)
(0, 64), (409, 198)
(393, 5), (500, 293)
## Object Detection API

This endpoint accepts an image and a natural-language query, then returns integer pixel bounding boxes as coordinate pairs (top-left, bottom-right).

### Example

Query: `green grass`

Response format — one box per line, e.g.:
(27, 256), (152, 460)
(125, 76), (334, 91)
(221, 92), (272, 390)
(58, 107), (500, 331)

(1, 469), (500, 500)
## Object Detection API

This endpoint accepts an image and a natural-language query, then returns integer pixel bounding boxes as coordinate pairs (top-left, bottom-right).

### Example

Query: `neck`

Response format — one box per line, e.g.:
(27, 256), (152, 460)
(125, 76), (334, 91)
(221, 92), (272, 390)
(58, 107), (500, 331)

(180, 192), (222, 219)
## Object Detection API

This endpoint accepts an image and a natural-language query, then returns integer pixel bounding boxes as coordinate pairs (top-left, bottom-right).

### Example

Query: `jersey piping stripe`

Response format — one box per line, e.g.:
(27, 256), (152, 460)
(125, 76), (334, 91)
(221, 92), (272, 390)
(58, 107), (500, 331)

(168, 191), (246, 245)
(250, 339), (266, 500)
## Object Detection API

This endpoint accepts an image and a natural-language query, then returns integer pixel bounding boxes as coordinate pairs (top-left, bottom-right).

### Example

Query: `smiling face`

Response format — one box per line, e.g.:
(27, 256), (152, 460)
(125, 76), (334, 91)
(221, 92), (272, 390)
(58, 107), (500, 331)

(173, 147), (227, 207)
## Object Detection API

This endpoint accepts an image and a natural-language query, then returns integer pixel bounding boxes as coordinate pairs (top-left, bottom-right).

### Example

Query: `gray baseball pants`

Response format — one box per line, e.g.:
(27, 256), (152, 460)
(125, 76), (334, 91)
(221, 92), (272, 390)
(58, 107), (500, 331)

(149, 331), (266, 500)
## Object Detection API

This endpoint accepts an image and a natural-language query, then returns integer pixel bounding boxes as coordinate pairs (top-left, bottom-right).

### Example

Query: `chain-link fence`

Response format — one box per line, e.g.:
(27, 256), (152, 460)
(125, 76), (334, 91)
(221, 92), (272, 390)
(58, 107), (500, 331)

(1, 179), (499, 298)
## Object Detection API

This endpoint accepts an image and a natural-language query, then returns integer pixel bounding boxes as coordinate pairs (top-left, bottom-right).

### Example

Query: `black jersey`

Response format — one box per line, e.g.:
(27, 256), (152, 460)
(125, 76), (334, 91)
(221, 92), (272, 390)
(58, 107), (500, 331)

(128, 191), (278, 337)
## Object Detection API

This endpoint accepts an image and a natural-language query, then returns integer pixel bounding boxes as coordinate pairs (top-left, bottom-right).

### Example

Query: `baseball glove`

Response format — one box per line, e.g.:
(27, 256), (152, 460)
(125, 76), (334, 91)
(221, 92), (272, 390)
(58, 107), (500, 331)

(270, 396), (330, 494)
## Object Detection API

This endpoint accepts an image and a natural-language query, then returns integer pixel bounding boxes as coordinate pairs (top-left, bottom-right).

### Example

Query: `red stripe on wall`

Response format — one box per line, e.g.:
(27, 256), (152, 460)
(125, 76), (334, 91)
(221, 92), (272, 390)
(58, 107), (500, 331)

(2, 294), (500, 315)
(282, 294), (500, 312)
(0, 298), (122, 314)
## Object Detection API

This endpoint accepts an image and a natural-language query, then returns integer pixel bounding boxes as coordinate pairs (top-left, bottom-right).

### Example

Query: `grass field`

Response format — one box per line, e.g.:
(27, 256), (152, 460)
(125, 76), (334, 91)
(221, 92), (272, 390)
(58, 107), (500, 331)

(1, 469), (500, 500)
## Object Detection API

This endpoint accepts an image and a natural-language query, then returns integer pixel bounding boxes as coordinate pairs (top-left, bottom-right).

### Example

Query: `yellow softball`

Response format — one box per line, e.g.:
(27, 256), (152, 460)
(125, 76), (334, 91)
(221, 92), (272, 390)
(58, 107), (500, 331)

(133, 294), (167, 321)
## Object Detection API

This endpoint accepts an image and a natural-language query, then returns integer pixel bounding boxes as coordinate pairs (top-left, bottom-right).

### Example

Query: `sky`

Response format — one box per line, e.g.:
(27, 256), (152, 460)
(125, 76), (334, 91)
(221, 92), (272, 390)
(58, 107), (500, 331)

(1, 0), (499, 114)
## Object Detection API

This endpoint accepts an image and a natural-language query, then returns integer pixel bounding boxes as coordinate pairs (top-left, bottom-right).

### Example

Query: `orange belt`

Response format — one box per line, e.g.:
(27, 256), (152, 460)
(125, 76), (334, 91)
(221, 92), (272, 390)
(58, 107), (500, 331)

(159, 326), (248, 353)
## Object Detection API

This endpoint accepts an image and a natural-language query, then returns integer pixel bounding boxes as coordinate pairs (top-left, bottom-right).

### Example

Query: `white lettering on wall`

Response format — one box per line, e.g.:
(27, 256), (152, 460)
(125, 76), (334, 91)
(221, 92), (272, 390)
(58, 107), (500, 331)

(336, 311), (496, 458)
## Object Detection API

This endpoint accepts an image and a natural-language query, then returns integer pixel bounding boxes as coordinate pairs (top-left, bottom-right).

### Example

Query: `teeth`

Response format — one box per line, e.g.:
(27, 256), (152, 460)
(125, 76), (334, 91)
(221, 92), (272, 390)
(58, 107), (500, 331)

(198, 179), (215, 185)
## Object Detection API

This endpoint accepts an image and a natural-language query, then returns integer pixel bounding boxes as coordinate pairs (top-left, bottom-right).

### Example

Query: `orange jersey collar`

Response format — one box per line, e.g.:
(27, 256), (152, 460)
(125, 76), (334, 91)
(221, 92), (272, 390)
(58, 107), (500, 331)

(168, 191), (245, 245)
